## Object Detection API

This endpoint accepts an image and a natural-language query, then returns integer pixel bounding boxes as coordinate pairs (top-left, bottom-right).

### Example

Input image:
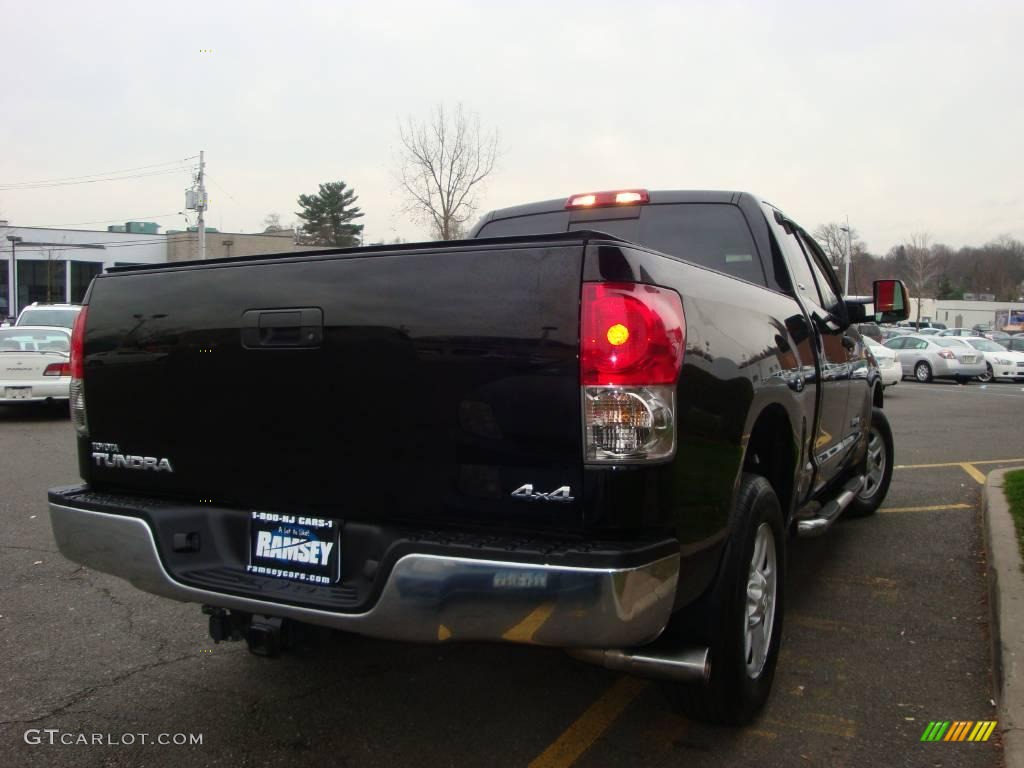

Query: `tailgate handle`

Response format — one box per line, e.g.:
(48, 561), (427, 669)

(241, 308), (323, 349)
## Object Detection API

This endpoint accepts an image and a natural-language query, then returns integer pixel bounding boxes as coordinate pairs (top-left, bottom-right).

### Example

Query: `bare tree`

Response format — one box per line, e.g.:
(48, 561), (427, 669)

(898, 233), (939, 324)
(813, 222), (867, 271)
(262, 213), (284, 233)
(397, 103), (499, 240)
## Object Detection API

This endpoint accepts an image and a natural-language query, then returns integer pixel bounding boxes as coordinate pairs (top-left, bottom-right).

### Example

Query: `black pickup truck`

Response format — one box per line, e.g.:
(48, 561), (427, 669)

(48, 189), (908, 724)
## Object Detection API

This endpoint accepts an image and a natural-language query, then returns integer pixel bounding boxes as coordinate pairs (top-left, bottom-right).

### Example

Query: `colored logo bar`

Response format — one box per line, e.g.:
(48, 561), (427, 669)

(920, 721), (997, 742)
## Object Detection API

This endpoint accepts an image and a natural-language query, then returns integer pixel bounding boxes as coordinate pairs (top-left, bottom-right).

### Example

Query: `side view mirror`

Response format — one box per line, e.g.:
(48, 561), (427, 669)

(873, 279), (909, 323)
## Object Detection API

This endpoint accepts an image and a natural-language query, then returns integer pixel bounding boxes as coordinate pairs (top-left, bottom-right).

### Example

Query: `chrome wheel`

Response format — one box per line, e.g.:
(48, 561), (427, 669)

(744, 523), (777, 679)
(859, 426), (887, 501)
(915, 362), (931, 382)
(978, 364), (993, 383)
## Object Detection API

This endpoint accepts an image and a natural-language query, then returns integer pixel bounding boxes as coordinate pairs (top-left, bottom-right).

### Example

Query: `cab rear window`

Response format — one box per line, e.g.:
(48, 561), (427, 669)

(476, 203), (764, 285)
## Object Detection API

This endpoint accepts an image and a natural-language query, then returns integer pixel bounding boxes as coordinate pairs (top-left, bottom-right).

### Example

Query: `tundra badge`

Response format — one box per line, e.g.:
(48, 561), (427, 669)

(90, 442), (174, 472)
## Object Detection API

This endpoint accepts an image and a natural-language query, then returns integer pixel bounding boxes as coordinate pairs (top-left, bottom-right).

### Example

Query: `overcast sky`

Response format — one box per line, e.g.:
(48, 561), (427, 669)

(1, 0), (1022, 252)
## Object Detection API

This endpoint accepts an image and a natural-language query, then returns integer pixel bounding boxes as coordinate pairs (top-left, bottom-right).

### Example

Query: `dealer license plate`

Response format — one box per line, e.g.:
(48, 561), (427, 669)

(247, 511), (340, 585)
(4, 387), (31, 399)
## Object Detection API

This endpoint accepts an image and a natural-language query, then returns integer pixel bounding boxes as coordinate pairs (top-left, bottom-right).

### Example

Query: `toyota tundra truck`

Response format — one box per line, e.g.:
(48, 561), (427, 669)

(47, 190), (909, 724)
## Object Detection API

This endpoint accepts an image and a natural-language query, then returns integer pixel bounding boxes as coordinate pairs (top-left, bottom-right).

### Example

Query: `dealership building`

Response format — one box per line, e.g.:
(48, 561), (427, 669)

(1, 221), (305, 319)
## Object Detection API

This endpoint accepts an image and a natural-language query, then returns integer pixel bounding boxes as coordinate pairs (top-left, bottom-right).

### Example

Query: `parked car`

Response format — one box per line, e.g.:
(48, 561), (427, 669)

(881, 327), (913, 341)
(15, 303), (83, 330)
(938, 327), (985, 338)
(864, 336), (901, 387)
(0, 326), (72, 406)
(960, 337), (1024, 382)
(986, 330), (1010, 341)
(899, 321), (946, 330)
(883, 334), (987, 382)
(997, 337), (1024, 353)
(47, 188), (909, 725)
(855, 322), (882, 342)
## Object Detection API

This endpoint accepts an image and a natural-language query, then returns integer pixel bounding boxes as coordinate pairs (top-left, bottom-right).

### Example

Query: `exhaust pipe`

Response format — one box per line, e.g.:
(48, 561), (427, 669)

(568, 647), (711, 684)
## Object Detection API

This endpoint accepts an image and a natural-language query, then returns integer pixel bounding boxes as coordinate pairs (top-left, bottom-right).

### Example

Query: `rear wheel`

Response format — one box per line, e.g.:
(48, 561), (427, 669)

(914, 361), (932, 383)
(665, 474), (785, 724)
(845, 407), (894, 518)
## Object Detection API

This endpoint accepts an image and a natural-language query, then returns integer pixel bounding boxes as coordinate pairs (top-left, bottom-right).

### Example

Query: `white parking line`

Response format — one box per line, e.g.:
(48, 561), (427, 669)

(893, 384), (1024, 398)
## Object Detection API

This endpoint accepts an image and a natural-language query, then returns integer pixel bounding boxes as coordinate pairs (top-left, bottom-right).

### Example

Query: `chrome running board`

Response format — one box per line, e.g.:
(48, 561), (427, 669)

(797, 475), (865, 537)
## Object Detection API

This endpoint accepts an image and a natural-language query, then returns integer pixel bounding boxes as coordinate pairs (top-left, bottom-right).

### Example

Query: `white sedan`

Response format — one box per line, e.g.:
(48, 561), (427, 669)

(864, 336), (901, 387)
(0, 326), (72, 406)
(961, 336), (1024, 383)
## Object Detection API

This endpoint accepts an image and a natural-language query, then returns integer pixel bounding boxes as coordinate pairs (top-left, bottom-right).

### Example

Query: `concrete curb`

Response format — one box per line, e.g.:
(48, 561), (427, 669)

(985, 467), (1024, 766)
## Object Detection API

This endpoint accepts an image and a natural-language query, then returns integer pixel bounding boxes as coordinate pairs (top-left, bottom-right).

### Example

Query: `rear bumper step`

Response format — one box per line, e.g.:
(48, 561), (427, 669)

(48, 497), (680, 649)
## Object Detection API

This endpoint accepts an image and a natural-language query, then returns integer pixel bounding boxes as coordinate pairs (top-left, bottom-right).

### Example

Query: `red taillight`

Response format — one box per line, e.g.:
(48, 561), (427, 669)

(44, 362), (72, 377)
(581, 283), (685, 386)
(938, 349), (955, 360)
(70, 306), (88, 379)
(565, 189), (650, 210)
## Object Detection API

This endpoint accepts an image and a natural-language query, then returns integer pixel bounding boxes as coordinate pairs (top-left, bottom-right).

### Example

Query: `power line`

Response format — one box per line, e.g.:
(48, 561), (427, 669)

(0, 166), (195, 191)
(0, 157), (199, 187)
(206, 175), (239, 204)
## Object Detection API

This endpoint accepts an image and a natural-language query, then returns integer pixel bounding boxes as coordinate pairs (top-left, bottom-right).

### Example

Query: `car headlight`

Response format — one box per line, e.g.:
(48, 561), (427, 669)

(995, 358), (1012, 365)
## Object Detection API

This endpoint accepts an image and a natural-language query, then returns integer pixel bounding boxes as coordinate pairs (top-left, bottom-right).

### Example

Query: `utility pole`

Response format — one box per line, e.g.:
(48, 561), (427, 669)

(197, 150), (207, 260)
(6, 235), (21, 319)
(840, 216), (853, 295)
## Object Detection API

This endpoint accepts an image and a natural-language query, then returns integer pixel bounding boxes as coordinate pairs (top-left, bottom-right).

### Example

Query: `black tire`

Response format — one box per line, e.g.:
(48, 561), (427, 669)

(978, 364), (993, 383)
(665, 474), (785, 725)
(914, 361), (932, 383)
(845, 407), (894, 518)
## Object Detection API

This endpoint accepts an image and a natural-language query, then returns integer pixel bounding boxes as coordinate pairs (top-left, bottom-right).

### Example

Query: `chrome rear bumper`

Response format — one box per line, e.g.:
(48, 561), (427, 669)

(49, 502), (679, 648)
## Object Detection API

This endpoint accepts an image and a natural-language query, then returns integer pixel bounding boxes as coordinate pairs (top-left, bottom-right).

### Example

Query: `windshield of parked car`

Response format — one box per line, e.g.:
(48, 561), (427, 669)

(968, 339), (1007, 352)
(0, 328), (71, 353)
(16, 309), (79, 329)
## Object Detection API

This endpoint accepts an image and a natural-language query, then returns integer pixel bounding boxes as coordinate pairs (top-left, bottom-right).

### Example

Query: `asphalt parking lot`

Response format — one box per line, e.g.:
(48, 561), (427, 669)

(2, 381), (1023, 768)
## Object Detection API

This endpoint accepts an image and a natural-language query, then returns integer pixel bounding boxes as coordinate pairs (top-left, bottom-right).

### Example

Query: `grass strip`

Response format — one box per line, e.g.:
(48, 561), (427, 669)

(1004, 470), (1024, 570)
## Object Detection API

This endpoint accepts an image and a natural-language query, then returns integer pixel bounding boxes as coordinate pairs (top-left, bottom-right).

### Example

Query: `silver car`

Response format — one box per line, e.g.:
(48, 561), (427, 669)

(0, 326), (72, 406)
(882, 334), (988, 383)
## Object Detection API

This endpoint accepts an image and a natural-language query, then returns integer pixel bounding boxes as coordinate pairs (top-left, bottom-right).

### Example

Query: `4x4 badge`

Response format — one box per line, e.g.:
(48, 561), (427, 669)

(511, 484), (574, 502)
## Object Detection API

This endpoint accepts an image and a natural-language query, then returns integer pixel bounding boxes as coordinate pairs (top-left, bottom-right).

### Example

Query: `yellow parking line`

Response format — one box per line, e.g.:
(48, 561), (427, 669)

(762, 712), (857, 740)
(501, 603), (555, 643)
(960, 463), (987, 485)
(528, 677), (647, 768)
(896, 458), (1024, 470)
(880, 503), (972, 513)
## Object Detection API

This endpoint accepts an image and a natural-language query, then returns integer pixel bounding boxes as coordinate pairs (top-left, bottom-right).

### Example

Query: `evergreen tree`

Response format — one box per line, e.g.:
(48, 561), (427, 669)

(295, 181), (364, 246)
(935, 275), (962, 300)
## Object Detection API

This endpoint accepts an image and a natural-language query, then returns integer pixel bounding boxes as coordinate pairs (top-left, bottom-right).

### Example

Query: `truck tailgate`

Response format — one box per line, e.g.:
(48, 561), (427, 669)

(81, 242), (585, 531)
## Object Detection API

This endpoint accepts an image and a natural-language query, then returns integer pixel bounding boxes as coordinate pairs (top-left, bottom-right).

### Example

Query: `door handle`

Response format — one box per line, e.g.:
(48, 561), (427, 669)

(241, 308), (323, 349)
